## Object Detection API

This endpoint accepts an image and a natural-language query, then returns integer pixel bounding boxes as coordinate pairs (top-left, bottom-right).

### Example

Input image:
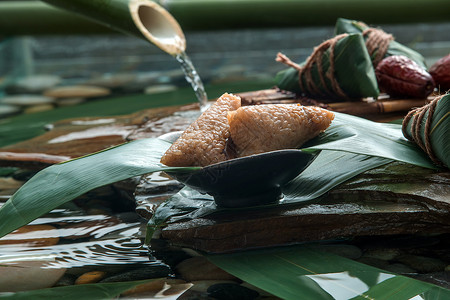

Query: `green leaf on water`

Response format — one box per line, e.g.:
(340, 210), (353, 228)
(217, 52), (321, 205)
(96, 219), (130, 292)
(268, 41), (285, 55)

(207, 245), (450, 300)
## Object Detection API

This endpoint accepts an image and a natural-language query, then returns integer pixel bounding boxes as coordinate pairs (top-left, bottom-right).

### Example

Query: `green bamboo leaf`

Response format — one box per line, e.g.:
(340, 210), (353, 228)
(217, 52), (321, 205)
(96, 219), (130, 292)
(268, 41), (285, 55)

(207, 246), (450, 300)
(334, 18), (427, 69)
(0, 279), (157, 300)
(303, 112), (436, 169)
(0, 138), (199, 238)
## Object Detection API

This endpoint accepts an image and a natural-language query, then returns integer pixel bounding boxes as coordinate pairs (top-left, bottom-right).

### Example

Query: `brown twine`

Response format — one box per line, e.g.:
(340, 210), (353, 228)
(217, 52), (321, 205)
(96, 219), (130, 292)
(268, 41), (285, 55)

(402, 95), (444, 166)
(362, 28), (394, 66)
(276, 34), (349, 99)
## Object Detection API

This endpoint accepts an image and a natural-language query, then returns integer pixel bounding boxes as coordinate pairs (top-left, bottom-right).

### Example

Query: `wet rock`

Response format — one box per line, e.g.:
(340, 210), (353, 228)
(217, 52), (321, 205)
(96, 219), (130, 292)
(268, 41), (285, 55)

(75, 271), (107, 284)
(100, 265), (171, 283)
(0, 257), (66, 292)
(53, 274), (77, 287)
(384, 263), (417, 274)
(0, 94), (55, 106)
(0, 104), (21, 117)
(0, 177), (24, 190)
(24, 104), (55, 114)
(0, 224), (59, 246)
(153, 249), (192, 268)
(362, 248), (402, 261)
(395, 254), (447, 273)
(43, 85), (110, 99)
(175, 257), (238, 282)
(13, 75), (61, 93)
(207, 283), (259, 300)
(309, 244), (362, 260)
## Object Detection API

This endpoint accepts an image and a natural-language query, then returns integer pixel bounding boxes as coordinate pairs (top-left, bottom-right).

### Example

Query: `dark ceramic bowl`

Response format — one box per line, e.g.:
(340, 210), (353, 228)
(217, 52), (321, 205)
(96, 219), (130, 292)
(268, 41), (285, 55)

(160, 132), (317, 208)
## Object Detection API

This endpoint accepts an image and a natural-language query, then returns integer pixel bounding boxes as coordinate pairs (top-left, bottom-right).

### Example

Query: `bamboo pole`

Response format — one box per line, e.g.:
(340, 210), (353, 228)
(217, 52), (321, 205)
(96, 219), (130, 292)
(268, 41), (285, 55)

(40, 0), (185, 55)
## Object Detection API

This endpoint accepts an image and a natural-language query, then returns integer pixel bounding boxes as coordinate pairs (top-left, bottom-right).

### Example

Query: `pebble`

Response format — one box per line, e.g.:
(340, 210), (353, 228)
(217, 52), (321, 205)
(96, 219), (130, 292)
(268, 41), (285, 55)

(0, 104), (21, 117)
(23, 104), (55, 114)
(0, 177), (24, 190)
(56, 97), (86, 107)
(75, 271), (107, 284)
(175, 256), (238, 282)
(207, 283), (259, 300)
(100, 265), (171, 283)
(362, 248), (402, 261)
(43, 85), (111, 99)
(0, 257), (66, 292)
(53, 274), (77, 287)
(13, 75), (61, 93)
(384, 263), (417, 274)
(83, 73), (136, 89)
(395, 254), (447, 273)
(0, 224), (59, 247)
(0, 94), (55, 106)
(144, 84), (178, 95)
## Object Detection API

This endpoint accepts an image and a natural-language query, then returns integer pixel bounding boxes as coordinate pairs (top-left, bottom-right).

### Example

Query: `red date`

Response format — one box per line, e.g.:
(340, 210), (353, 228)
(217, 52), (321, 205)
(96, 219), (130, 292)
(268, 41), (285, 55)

(375, 55), (435, 99)
(429, 54), (450, 91)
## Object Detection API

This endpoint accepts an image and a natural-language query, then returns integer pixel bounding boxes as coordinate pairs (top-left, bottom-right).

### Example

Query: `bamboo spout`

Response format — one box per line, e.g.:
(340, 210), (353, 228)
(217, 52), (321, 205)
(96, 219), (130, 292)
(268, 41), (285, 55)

(41, 0), (186, 55)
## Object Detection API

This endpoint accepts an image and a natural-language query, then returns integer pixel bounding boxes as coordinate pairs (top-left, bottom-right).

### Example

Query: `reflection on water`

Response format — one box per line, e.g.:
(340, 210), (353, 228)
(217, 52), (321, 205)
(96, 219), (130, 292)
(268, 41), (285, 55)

(0, 207), (155, 270)
(306, 271), (395, 300)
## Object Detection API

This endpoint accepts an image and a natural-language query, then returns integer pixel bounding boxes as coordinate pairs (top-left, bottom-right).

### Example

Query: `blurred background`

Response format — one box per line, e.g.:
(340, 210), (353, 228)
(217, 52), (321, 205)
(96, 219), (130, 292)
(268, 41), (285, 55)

(0, 0), (449, 117)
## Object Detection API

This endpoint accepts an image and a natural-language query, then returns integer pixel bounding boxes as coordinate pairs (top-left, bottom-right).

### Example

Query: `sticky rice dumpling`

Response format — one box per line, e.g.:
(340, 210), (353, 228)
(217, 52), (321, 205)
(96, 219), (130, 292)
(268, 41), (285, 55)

(160, 93), (241, 167)
(228, 104), (334, 157)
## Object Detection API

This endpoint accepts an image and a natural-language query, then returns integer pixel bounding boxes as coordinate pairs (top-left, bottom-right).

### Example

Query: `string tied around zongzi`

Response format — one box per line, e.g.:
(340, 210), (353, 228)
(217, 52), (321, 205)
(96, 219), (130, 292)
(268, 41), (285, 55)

(362, 27), (394, 67)
(402, 94), (446, 167)
(276, 34), (350, 100)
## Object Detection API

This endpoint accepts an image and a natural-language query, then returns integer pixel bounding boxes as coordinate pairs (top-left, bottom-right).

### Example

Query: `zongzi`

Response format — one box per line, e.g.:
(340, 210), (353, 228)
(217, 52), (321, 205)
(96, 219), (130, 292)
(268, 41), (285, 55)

(160, 93), (241, 167)
(228, 104), (334, 157)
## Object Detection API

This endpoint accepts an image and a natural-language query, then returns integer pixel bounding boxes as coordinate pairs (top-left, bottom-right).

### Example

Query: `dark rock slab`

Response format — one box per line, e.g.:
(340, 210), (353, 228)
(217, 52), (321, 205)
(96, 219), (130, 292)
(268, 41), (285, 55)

(160, 163), (450, 253)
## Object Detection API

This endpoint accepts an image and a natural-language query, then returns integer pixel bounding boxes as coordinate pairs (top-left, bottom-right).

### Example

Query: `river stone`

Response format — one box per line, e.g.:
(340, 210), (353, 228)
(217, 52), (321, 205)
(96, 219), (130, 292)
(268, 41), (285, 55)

(175, 256), (238, 281)
(207, 283), (259, 300)
(0, 104), (21, 117)
(384, 263), (417, 274)
(53, 274), (77, 287)
(362, 248), (402, 261)
(0, 94), (55, 106)
(13, 75), (61, 93)
(0, 258), (66, 292)
(395, 254), (447, 273)
(43, 85), (110, 99)
(83, 73), (136, 89)
(56, 97), (86, 107)
(23, 104), (55, 114)
(75, 271), (107, 285)
(0, 177), (24, 190)
(100, 265), (171, 283)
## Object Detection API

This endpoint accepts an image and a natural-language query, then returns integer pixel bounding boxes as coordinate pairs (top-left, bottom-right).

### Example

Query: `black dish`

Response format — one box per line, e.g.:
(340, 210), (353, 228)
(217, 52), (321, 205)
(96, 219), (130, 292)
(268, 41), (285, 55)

(160, 132), (317, 208)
